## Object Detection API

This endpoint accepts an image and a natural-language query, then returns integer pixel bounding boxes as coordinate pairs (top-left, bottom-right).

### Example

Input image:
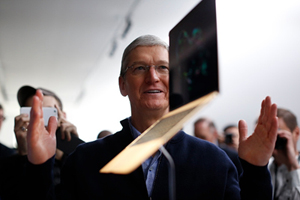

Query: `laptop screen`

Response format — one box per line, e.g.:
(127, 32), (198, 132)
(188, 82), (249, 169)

(169, 0), (219, 110)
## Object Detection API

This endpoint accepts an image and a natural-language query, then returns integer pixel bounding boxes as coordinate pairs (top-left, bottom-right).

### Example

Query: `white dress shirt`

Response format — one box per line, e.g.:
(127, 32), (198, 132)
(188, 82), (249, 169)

(268, 156), (300, 200)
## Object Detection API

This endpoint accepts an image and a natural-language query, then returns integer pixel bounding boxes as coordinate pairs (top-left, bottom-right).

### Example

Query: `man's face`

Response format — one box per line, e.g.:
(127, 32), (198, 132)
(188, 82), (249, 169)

(194, 121), (216, 144)
(224, 127), (239, 149)
(119, 45), (169, 114)
(278, 117), (298, 147)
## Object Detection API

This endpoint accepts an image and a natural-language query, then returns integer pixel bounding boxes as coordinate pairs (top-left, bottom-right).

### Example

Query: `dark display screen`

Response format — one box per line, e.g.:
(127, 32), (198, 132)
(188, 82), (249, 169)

(169, 0), (219, 110)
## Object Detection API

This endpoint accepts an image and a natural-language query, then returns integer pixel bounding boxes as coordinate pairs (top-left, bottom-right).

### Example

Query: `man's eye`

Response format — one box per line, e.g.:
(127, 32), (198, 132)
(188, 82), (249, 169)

(158, 65), (169, 70)
(134, 66), (146, 71)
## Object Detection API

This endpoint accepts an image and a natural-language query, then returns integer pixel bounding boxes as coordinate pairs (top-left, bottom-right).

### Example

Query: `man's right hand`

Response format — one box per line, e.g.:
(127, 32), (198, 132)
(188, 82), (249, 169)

(27, 89), (58, 165)
(14, 113), (29, 155)
(273, 130), (300, 171)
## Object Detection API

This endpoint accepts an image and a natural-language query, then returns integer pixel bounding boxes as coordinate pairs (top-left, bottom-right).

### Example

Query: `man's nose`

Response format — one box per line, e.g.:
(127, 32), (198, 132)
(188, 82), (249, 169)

(145, 66), (160, 82)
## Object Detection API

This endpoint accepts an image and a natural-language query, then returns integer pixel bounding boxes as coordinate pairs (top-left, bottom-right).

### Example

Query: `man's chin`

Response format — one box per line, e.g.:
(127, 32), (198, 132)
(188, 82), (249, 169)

(144, 101), (169, 111)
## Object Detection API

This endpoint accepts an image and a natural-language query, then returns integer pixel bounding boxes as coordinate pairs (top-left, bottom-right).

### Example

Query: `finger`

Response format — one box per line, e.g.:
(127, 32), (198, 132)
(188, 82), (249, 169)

(260, 96), (271, 125)
(63, 129), (72, 141)
(267, 103), (278, 141)
(15, 114), (29, 122)
(278, 129), (291, 136)
(264, 96), (272, 116)
(54, 104), (65, 122)
(47, 116), (58, 138)
(14, 114), (30, 131)
(14, 114), (29, 125)
(257, 99), (266, 125)
(69, 126), (78, 137)
(62, 126), (77, 141)
(28, 90), (44, 130)
(238, 119), (248, 142)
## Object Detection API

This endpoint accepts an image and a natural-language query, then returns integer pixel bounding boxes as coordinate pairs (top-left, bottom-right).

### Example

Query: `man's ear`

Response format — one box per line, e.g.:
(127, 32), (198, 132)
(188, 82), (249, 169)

(293, 126), (300, 140)
(119, 76), (128, 97)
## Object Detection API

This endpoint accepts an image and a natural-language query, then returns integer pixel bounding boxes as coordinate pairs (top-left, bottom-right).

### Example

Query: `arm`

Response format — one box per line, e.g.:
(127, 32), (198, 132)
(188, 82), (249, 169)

(239, 158), (273, 200)
(14, 113), (30, 155)
(25, 90), (57, 199)
(55, 104), (78, 141)
(273, 130), (300, 171)
(272, 130), (300, 199)
(238, 96), (278, 200)
(54, 104), (78, 161)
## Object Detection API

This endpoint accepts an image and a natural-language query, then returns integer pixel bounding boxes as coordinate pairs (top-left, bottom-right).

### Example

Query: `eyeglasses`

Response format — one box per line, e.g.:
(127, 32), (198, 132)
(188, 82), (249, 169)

(0, 116), (6, 121)
(123, 64), (169, 76)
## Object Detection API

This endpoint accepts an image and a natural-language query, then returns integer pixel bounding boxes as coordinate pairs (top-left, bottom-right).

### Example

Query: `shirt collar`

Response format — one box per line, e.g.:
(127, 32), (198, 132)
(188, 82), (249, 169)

(127, 117), (141, 139)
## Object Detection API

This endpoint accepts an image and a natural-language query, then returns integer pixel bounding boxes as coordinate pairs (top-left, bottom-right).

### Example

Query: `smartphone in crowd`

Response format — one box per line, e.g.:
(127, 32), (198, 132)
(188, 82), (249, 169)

(20, 107), (58, 126)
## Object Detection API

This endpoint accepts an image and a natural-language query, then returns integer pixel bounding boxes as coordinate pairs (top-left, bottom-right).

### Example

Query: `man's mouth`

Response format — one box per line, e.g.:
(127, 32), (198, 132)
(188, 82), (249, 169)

(146, 90), (162, 93)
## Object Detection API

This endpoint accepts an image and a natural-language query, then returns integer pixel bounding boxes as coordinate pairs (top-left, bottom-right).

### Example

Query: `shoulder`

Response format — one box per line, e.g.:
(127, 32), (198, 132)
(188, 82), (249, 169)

(74, 129), (129, 154)
(169, 131), (229, 160)
(66, 127), (133, 165)
(0, 143), (17, 158)
(220, 144), (238, 157)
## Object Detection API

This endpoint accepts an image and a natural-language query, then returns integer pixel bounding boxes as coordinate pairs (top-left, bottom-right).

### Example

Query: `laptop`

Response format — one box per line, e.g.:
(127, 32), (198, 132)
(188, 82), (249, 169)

(100, 0), (219, 174)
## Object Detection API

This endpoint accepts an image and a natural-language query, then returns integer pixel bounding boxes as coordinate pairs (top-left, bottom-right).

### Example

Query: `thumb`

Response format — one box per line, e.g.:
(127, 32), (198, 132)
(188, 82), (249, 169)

(238, 119), (248, 142)
(47, 116), (58, 137)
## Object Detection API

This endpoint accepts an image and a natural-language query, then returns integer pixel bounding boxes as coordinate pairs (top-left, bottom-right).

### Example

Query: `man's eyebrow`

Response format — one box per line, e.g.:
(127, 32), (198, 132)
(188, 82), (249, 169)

(131, 60), (169, 65)
(157, 60), (169, 65)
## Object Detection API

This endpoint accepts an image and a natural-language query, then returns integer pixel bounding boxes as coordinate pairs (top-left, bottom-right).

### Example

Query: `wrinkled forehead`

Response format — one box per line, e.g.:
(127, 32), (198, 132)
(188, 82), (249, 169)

(126, 46), (169, 65)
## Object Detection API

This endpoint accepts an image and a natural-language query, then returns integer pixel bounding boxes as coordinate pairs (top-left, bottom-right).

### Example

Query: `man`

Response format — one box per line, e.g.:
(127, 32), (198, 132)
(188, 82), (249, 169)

(223, 124), (240, 152)
(26, 35), (278, 199)
(14, 85), (79, 157)
(194, 117), (219, 144)
(16, 85), (81, 183)
(268, 108), (300, 200)
(0, 104), (17, 159)
(194, 117), (242, 175)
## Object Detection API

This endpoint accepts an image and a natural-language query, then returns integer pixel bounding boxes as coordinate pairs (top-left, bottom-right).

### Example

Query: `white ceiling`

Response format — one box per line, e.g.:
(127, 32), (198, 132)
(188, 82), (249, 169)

(1, 0), (300, 147)
(0, 0), (140, 103)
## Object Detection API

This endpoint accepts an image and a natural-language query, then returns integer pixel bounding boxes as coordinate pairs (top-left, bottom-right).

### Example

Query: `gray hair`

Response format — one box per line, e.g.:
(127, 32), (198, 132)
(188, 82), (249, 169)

(120, 35), (169, 77)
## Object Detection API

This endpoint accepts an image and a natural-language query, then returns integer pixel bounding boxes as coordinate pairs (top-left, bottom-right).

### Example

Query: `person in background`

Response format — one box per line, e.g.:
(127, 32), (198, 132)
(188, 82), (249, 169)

(0, 103), (17, 159)
(0, 104), (17, 199)
(194, 117), (219, 144)
(223, 124), (240, 152)
(268, 108), (300, 200)
(194, 117), (242, 175)
(25, 35), (278, 199)
(97, 130), (112, 139)
(14, 85), (81, 185)
(1, 86), (82, 199)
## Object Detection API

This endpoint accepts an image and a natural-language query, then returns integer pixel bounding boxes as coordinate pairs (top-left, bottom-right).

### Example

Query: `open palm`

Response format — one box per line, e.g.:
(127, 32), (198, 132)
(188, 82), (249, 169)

(238, 96), (278, 166)
(27, 89), (58, 165)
